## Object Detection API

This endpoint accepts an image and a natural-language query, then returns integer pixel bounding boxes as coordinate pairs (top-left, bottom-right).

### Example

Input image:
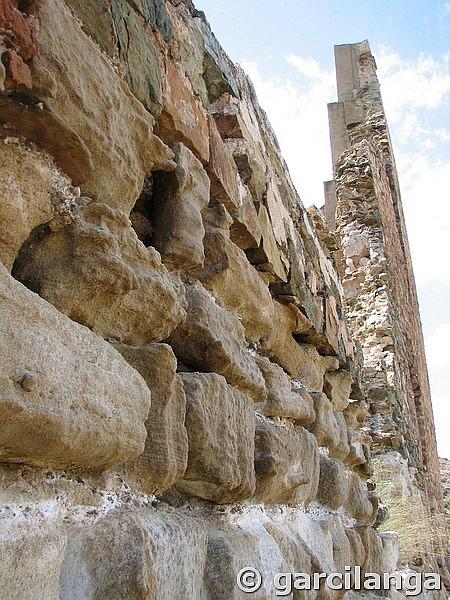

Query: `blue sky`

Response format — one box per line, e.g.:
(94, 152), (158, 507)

(196, 0), (450, 457)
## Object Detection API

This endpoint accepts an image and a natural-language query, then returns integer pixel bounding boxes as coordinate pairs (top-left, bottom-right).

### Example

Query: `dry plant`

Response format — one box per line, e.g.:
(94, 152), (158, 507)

(373, 459), (448, 564)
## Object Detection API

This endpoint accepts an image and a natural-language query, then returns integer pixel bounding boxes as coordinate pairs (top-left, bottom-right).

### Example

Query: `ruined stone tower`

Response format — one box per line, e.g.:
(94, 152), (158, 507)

(325, 40), (447, 560)
(0, 3), (447, 599)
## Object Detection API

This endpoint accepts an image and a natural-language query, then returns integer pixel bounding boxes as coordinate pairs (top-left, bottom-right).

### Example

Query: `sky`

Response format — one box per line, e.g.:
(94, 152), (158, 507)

(195, 0), (450, 458)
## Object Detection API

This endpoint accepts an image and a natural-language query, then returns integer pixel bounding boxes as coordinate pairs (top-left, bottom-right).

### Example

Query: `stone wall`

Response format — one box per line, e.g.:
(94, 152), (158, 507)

(325, 41), (448, 575)
(0, 3), (445, 599)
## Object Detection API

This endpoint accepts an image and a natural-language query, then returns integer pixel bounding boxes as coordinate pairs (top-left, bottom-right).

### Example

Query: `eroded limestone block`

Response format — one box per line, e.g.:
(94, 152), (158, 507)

(169, 283), (266, 402)
(60, 508), (208, 599)
(247, 205), (288, 282)
(344, 473), (374, 523)
(331, 410), (351, 461)
(255, 355), (315, 423)
(158, 59), (209, 163)
(260, 301), (312, 377)
(316, 455), (349, 511)
(199, 211), (274, 341)
(356, 525), (384, 575)
(205, 525), (277, 600)
(209, 91), (267, 201)
(254, 416), (319, 505)
(0, 142), (61, 271)
(112, 342), (188, 496)
(0, 526), (66, 600)
(206, 115), (240, 213)
(296, 344), (339, 392)
(0, 266), (151, 470)
(308, 393), (348, 457)
(14, 203), (186, 346)
(229, 179), (262, 250)
(152, 143), (210, 272)
(177, 372), (255, 503)
(324, 369), (352, 411)
(26, 0), (175, 210)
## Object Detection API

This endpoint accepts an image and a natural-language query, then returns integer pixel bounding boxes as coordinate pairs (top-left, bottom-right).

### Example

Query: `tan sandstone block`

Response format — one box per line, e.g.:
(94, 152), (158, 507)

(177, 372), (256, 503)
(169, 283), (266, 402)
(152, 143), (210, 272)
(206, 115), (240, 212)
(344, 473), (375, 523)
(309, 393), (350, 461)
(112, 343), (188, 496)
(260, 301), (312, 377)
(254, 416), (319, 505)
(209, 92), (267, 201)
(296, 345), (339, 392)
(0, 526), (66, 600)
(324, 369), (352, 411)
(60, 508), (208, 599)
(0, 266), (151, 470)
(0, 142), (54, 271)
(316, 455), (349, 511)
(14, 203), (186, 346)
(23, 0), (175, 211)
(158, 59), (210, 163)
(255, 355), (315, 423)
(247, 205), (288, 282)
(199, 214), (274, 341)
(229, 179), (262, 250)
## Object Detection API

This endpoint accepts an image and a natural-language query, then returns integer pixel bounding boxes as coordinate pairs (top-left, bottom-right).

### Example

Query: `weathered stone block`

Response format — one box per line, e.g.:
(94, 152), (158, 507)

(193, 18), (239, 101)
(344, 473), (374, 522)
(128, 0), (173, 41)
(309, 393), (347, 455)
(260, 301), (312, 377)
(177, 372), (256, 503)
(254, 416), (319, 505)
(112, 0), (164, 117)
(229, 179), (262, 250)
(199, 212), (274, 341)
(14, 203), (186, 346)
(0, 527), (66, 600)
(158, 59), (209, 163)
(317, 455), (349, 511)
(255, 355), (315, 423)
(112, 342), (188, 496)
(60, 508), (207, 599)
(25, 0), (175, 211)
(296, 344), (339, 392)
(0, 0), (37, 61)
(206, 115), (240, 213)
(65, 0), (116, 54)
(0, 266), (151, 470)
(324, 369), (352, 411)
(152, 143), (210, 272)
(2, 48), (32, 89)
(246, 205), (288, 282)
(0, 142), (58, 271)
(210, 92), (267, 201)
(169, 283), (266, 402)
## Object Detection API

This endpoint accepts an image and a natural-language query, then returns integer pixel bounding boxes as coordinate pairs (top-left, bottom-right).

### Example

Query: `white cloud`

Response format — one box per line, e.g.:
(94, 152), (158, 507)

(425, 323), (450, 458)
(377, 48), (450, 123)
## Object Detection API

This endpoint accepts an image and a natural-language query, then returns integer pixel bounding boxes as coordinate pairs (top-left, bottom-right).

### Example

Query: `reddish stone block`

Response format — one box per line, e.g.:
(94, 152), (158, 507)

(0, 0), (37, 61)
(158, 60), (209, 164)
(2, 48), (32, 89)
